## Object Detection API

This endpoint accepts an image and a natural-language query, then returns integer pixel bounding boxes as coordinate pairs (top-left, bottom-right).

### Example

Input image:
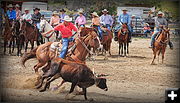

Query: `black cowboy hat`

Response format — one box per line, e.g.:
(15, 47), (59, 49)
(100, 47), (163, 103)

(60, 9), (66, 12)
(33, 8), (40, 11)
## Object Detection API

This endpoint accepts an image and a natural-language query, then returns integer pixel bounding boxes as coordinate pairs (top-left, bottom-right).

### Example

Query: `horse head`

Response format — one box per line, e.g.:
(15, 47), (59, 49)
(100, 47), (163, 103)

(39, 19), (47, 33)
(161, 26), (170, 41)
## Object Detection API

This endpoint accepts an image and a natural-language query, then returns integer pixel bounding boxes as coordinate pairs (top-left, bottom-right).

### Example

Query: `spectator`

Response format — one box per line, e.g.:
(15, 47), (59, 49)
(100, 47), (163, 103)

(50, 11), (60, 27)
(143, 23), (151, 37)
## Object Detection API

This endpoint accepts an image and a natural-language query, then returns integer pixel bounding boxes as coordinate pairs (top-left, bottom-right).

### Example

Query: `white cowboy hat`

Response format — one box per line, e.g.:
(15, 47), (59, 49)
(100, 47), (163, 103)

(131, 15), (136, 17)
(24, 8), (29, 11)
(122, 8), (128, 11)
(91, 12), (99, 17)
(78, 9), (84, 14)
(102, 9), (108, 12)
(145, 23), (149, 26)
(15, 4), (20, 7)
(7, 4), (13, 8)
(52, 11), (59, 15)
(63, 15), (72, 22)
(157, 11), (163, 15)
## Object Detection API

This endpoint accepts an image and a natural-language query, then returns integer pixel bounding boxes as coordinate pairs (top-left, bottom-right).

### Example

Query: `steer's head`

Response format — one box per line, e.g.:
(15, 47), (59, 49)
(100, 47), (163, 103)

(95, 77), (108, 91)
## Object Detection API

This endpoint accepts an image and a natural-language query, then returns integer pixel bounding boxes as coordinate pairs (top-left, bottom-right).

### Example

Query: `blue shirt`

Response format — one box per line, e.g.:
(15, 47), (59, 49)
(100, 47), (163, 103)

(59, 13), (66, 23)
(118, 13), (131, 26)
(7, 10), (16, 20)
(100, 14), (113, 26)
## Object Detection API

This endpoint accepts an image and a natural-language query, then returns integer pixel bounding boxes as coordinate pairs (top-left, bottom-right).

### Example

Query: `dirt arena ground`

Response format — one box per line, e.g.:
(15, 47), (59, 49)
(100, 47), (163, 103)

(0, 37), (179, 102)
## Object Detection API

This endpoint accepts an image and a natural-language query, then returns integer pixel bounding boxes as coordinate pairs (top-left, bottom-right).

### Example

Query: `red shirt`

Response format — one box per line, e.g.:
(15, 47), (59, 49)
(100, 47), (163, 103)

(54, 22), (78, 38)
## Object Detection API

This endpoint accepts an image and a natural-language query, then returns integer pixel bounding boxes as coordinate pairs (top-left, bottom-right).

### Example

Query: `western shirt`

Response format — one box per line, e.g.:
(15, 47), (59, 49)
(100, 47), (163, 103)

(118, 13), (131, 26)
(54, 22), (77, 38)
(100, 14), (113, 26)
(75, 15), (86, 25)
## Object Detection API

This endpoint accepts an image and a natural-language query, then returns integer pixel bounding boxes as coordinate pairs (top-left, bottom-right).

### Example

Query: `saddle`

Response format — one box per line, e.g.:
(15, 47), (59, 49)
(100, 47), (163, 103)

(50, 41), (76, 54)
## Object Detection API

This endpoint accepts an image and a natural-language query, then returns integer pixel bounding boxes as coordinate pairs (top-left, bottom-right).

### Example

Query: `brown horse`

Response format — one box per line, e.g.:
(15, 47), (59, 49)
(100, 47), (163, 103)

(117, 23), (129, 56)
(151, 26), (170, 64)
(21, 30), (100, 74)
(93, 26), (113, 59)
(3, 16), (15, 55)
(19, 19), (39, 52)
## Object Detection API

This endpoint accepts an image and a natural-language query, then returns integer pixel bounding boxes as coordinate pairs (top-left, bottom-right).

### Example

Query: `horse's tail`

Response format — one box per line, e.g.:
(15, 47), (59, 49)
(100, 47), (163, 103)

(21, 47), (38, 67)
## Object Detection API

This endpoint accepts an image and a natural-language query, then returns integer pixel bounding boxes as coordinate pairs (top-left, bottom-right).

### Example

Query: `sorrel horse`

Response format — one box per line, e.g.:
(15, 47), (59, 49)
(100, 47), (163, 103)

(117, 23), (129, 56)
(93, 26), (113, 59)
(151, 26), (170, 64)
(21, 30), (100, 74)
(19, 19), (39, 52)
(3, 16), (15, 55)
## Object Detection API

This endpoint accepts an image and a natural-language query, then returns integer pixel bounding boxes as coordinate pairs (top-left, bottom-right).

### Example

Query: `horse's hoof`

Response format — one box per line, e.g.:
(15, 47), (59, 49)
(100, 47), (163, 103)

(39, 89), (46, 92)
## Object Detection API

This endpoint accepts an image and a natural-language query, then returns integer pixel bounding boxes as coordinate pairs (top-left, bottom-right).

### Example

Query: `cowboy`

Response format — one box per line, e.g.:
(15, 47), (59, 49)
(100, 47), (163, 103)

(143, 23), (151, 37)
(50, 11), (60, 27)
(42, 15), (78, 58)
(100, 9), (113, 30)
(131, 15), (136, 33)
(31, 8), (41, 29)
(75, 9), (86, 28)
(59, 9), (66, 23)
(114, 8), (131, 42)
(149, 11), (173, 49)
(15, 4), (21, 20)
(6, 4), (16, 21)
(21, 8), (31, 22)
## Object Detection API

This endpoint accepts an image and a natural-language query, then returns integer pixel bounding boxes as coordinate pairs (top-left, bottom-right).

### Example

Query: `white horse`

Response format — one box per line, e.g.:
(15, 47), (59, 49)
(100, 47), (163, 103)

(40, 19), (60, 42)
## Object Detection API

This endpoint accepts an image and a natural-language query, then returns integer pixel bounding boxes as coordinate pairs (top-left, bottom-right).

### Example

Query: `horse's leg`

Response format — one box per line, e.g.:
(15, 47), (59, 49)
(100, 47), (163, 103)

(4, 40), (7, 55)
(12, 38), (15, 53)
(157, 49), (161, 63)
(25, 41), (28, 52)
(65, 82), (77, 100)
(161, 48), (166, 64)
(34, 62), (46, 74)
(127, 43), (129, 55)
(124, 43), (126, 57)
(42, 61), (51, 73)
(30, 40), (34, 50)
(119, 42), (121, 55)
(121, 43), (123, 56)
(151, 48), (157, 65)
(9, 40), (12, 55)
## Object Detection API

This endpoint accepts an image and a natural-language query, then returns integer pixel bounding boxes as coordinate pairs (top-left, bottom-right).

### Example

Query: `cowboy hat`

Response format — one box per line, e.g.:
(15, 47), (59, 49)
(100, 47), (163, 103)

(24, 8), (29, 11)
(60, 9), (66, 12)
(91, 12), (99, 17)
(131, 15), (136, 17)
(145, 23), (149, 26)
(102, 9), (108, 12)
(33, 8), (40, 11)
(52, 11), (59, 15)
(7, 4), (13, 8)
(157, 11), (163, 15)
(78, 9), (84, 14)
(122, 8), (128, 11)
(63, 15), (72, 22)
(15, 4), (20, 7)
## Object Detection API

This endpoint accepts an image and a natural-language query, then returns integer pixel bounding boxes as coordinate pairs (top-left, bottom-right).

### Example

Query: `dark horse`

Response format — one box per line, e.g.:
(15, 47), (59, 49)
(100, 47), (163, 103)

(19, 20), (40, 52)
(117, 23), (129, 56)
(3, 16), (15, 55)
(11, 20), (25, 56)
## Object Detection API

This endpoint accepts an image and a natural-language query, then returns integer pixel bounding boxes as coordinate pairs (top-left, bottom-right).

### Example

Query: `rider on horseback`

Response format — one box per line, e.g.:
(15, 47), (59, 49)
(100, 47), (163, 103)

(42, 15), (78, 58)
(6, 4), (16, 25)
(91, 12), (103, 41)
(100, 9), (113, 31)
(149, 11), (173, 49)
(75, 9), (86, 28)
(114, 8), (132, 42)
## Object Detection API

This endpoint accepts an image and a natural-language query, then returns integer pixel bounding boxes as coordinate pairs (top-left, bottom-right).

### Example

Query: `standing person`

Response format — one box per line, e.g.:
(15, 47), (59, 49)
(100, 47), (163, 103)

(114, 8), (131, 42)
(149, 11), (173, 49)
(31, 8), (43, 44)
(91, 12), (103, 41)
(59, 9), (66, 23)
(15, 4), (21, 21)
(131, 15), (136, 34)
(75, 9), (86, 28)
(21, 8), (31, 22)
(50, 11), (60, 27)
(42, 15), (78, 58)
(6, 4), (16, 22)
(143, 23), (151, 37)
(100, 9), (113, 30)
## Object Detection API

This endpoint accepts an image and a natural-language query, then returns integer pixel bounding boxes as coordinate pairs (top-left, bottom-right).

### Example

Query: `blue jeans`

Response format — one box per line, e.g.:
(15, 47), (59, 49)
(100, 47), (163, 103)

(97, 26), (103, 40)
(59, 38), (70, 58)
(34, 22), (40, 29)
(144, 30), (151, 37)
(105, 24), (111, 30)
(150, 28), (160, 47)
